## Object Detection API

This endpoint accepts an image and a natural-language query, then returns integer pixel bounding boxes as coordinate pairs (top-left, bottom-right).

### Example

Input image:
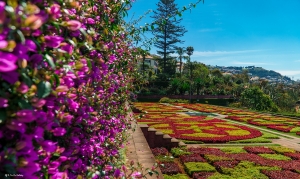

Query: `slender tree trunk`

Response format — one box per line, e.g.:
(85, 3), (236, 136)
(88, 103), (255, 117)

(179, 56), (182, 77)
(164, 24), (167, 74)
(142, 54), (145, 75)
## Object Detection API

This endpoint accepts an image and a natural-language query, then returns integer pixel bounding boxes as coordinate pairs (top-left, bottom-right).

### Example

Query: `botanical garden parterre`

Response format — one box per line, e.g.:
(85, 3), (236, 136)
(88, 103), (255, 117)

(133, 102), (300, 178)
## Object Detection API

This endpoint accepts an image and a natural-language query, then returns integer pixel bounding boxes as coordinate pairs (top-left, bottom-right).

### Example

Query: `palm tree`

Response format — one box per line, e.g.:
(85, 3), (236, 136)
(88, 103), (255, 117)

(176, 47), (186, 77)
(186, 46), (194, 103)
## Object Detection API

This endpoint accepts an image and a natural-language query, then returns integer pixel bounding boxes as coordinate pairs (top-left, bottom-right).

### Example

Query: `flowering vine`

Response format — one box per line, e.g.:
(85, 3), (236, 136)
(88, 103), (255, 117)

(0, 0), (140, 178)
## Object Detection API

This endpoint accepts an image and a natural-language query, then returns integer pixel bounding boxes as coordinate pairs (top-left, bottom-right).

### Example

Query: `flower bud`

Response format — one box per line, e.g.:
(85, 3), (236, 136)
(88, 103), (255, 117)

(65, 20), (81, 31)
(24, 15), (43, 30)
(55, 85), (69, 92)
(18, 59), (27, 68)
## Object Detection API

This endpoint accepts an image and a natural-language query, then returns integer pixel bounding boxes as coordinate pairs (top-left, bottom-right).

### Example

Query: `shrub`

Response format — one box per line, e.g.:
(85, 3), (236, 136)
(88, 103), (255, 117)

(192, 172), (216, 179)
(258, 154), (291, 161)
(180, 154), (206, 163)
(151, 147), (169, 156)
(261, 132), (280, 139)
(184, 162), (216, 176)
(269, 146), (296, 154)
(171, 147), (191, 157)
(220, 147), (247, 154)
(244, 146), (275, 154)
(159, 97), (171, 103)
(163, 174), (189, 179)
(262, 170), (300, 179)
(204, 155), (234, 163)
(159, 162), (181, 175)
(213, 160), (240, 172)
(156, 155), (175, 162)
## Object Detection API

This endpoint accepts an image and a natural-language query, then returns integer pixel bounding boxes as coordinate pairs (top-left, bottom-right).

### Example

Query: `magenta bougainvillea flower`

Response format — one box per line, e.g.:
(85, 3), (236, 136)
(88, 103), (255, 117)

(0, 0), (138, 178)
(44, 35), (64, 48)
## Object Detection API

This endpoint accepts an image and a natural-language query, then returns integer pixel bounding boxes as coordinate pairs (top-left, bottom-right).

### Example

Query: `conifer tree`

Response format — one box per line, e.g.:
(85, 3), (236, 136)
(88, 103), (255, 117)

(151, 0), (187, 75)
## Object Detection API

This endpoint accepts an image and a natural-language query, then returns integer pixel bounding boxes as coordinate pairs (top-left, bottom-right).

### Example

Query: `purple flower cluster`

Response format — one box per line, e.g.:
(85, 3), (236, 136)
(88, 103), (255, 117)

(0, 0), (138, 178)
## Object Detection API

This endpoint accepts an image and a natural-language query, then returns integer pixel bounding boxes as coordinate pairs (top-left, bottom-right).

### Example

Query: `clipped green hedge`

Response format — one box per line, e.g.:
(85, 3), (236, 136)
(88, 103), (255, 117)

(258, 154), (291, 161)
(155, 155), (175, 162)
(171, 147), (191, 157)
(184, 162), (216, 176)
(220, 147), (247, 154)
(163, 174), (190, 179)
(214, 161), (279, 179)
(204, 155), (234, 163)
(228, 137), (271, 143)
(268, 146), (296, 154)
(261, 132), (280, 139)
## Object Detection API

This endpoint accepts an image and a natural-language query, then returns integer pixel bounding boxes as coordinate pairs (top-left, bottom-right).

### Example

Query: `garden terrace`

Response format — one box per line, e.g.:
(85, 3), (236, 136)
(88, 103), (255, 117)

(135, 110), (264, 143)
(154, 146), (300, 179)
(174, 103), (300, 136)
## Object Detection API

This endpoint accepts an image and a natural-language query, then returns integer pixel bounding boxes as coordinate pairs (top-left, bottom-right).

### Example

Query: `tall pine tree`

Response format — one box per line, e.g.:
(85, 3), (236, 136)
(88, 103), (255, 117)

(151, 0), (187, 75)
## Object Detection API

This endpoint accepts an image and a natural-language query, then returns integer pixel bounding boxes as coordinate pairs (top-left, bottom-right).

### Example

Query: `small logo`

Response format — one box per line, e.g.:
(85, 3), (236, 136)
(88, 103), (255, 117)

(5, 174), (24, 177)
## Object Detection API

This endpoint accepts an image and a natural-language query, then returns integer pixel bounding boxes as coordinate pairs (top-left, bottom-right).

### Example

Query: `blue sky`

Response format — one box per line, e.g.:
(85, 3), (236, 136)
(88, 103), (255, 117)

(126, 0), (300, 80)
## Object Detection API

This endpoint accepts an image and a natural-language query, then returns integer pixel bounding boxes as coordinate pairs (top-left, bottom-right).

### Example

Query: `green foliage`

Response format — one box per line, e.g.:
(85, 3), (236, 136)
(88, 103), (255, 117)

(258, 154), (291, 160)
(290, 127), (300, 133)
(261, 132), (280, 139)
(204, 155), (233, 163)
(228, 137), (271, 143)
(159, 97), (189, 103)
(170, 147), (191, 157)
(155, 155), (175, 162)
(163, 174), (189, 179)
(220, 147), (247, 154)
(241, 87), (279, 112)
(184, 162), (216, 175)
(268, 146), (296, 154)
(213, 161), (278, 179)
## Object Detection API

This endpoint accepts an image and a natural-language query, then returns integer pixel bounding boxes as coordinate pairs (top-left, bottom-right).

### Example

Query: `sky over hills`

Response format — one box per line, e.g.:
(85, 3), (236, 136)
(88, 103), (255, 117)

(126, 0), (300, 80)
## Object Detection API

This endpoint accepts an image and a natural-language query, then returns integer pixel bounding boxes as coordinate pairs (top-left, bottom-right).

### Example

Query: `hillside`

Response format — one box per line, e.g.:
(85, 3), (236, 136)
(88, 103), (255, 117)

(209, 65), (292, 82)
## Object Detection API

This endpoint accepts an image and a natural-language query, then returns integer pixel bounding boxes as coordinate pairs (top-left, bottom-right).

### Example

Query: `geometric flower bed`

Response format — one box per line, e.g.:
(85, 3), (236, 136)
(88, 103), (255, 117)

(136, 110), (263, 143)
(167, 146), (300, 179)
(133, 102), (187, 113)
(174, 103), (300, 135)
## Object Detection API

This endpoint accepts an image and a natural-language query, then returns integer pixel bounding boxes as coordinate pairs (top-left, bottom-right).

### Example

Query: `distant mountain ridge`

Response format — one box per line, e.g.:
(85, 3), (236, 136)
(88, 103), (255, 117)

(208, 65), (292, 82)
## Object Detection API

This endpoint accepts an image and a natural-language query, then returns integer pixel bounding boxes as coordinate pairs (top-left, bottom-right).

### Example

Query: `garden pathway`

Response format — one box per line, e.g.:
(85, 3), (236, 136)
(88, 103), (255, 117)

(167, 104), (300, 151)
(125, 121), (163, 179)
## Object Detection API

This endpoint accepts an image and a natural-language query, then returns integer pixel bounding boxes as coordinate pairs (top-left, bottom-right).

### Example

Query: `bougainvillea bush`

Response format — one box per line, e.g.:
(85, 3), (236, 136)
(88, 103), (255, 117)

(0, 0), (139, 178)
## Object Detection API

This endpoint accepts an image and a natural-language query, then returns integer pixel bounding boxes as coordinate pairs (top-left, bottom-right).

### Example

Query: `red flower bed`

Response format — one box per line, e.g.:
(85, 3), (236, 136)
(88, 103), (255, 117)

(296, 132), (300, 136)
(244, 146), (275, 154)
(192, 172), (215, 179)
(262, 170), (300, 179)
(159, 162), (181, 175)
(188, 147), (225, 156)
(214, 160), (239, 170)
(180, 154), (206, 163)
(267, 125), (294, 132)
(151, 147), (169, 156)
(229, 153), (264, 163)
(284, 152), (300, 160)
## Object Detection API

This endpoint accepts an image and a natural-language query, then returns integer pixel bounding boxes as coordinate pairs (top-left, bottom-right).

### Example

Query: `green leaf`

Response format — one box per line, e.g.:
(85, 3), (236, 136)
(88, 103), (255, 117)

(21, 73), (33, 87)
(51, 74), (60, 86)
(86, 59), (92, 71)
(45, 54), (56, 69)
(37, 81), (52, 98)
(0, 109), (7, 123)
(16, 30), (25, 44)
(18, 99), (33, 109)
